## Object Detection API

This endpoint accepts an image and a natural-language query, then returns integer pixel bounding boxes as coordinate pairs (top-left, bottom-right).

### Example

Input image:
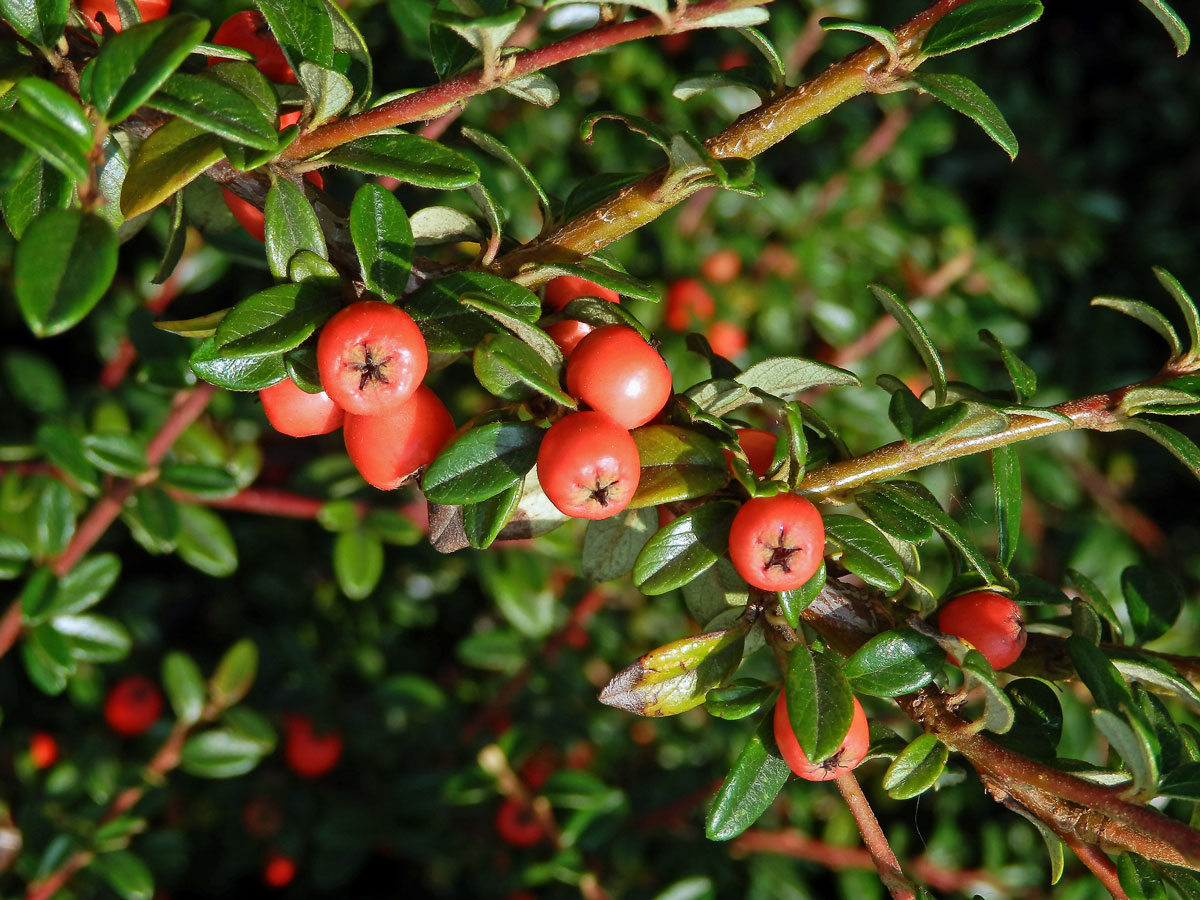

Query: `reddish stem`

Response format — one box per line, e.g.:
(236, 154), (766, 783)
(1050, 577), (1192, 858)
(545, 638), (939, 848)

(178, 488), (350, 520)
(835, 772), (916, 900)
(1064, 838), (1129, 900)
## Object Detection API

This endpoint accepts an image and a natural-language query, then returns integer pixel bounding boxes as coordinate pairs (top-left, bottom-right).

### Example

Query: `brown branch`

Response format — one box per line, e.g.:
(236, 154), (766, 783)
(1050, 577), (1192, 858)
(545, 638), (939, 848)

(835, 772), (916, 900)
(1063, 838), (1129, 900)
(283, 0), (774, 161)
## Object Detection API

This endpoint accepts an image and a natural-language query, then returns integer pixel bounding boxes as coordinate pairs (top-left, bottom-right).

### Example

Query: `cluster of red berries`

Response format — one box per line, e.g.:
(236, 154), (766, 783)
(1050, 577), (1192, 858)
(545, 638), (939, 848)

(664, 251), (747, 359)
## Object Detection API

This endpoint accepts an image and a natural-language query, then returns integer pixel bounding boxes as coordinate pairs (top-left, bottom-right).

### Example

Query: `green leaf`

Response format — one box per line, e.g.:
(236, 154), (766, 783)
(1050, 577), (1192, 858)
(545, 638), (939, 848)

(784, 643), (854, 764)
(869, 285), (948, 405)
(158, 463), (239, 500)
(1, 0), (69, 47)
(820, 19), (900, 67)
(460, 293), (564, 369)
(146, 70), (279, 150)
(124, 487), (181, 553)
(823, 515), (904, 592)
(175, 504), (238, 577)
(854, 485), (933, 544)
(528, 261), (659, 305)
(54, 614), (132, 663)
(705, 714), (791, 840)
(884, 384), (971, 444)
(843, 628), (944, 697)
(90, 850), (154, 900)
(2, 157), (71, 239)
(162, 652), (206, 725)
(582, 507), (658, 582)
(920, 0), (1043, 58)
(84, 15), (209, 125)
(213, 283), (338, 359)
(882, 734), (949, 799)
(461, 126), (552, 222)
(600, 627), (745, 716)
(682, 559), (749, 629)
(349, 183), (413, 301)
(1160, 762), (1200, 800)
(14, 209), (117, 337)
(632, 502), (738, 596)
(49, 553), (120, 617)
(82, 432), (147, 477)
(1122, 566), (1183, 644)
(333, 528), (384, 600)
(190, 336), (286, 391)
(1067, 637), (1133, 714)
(1125, 418), (1200, 483)
(1094, 708), (1159, 799)
(180, 728), (267, 778)
(256, 0), (370, 106)
(1135, 0), (1190, 56)
(705, 679), (777, 721)
(1108, 651), (1200, 713)
(407, 271), (540, 353)
(20, 568), (58, 623)
(628, 425), (728, 509)
(979, 329), (1037, 402)
(422, 422), (542, 506)
(735, 356), (858, 398)
(32, 480), (75, 559)
(23, 623), (74, 694)
(993, 445), (1021, 567)
(1065, 568), (1124, 642)
(264, 178), (327, 282)
(322, 133), (479, 189)
(463, 481), (522, 550)
(297, 61), (353, 128)
(1001, 678), (1064, 758)
(0, 80), (91, 181)
(778, 560), (825, 629)
(907, 72), (1019, 161)
(961, 649), (1015, 733)
(210, 638), (257, 708)
(870, 483), (992, 581)
(0, 534), (32, 581)
(472, 332), (574, 407)
(151, 192), (187, 285)
(121, 117), (225, 219)
(1091, 295), (1183, 360)
(1118, 854), (1168, 900)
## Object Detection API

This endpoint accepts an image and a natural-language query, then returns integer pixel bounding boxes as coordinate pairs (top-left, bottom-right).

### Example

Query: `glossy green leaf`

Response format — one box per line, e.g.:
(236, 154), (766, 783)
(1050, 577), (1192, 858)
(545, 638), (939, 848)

(463, 481), (522, 550)
(821, 19), (900, 66)
(1, 0), (69, 46)
(582, 506), (658, 582)
(322, 133), (479, 188)
(20, 568), (58, 623)
(90, 850), (153, 900)
(908, 72), (1019, 161)
(54, 613), (131, 663)
(461, 126), (552, 221)
(1091, 295), (1183, 360)
(460, 293), (564, 369)
(993, 445), (1021, 567)
(979, 328), (1037, 402)
(407, 271), (540, 353)
(1001, 678), (1064, 758)
(263, 178), (327, 281)
(1094, 707), (1158, 799)
(1065, 568), (1124, 642)
(333, 528), (384, 600)
(210, 638), (257, 708)
(1108, 651), (1200, 713)
(256, 0), (371, 108)
(14, 209), (117, 337)
(473, 332), (574, 407)
(180, 728), (267, 778)
(854, 485), (933, 544)
(632, 502), (738, 596)
(211, 283), (338, 360)
(190, 336), (285, 391)
(147, 70), (278, 150)
(32, 480), (75, 559)
(297, 61), (353, 128)
(162, 651), (206, 725)
(629, 426), (728, 509)
(0, 534), (32, 581)
(82, 433), (147, 477)
(843, 628), (944, 697)
(705, 679), (777, 721)
(870, 285), (948, 405)
(525, 261), (660, 305)
(0, 80), (91, 181)
(600, 626), (745, 716)
(784, 643), (854, 764)
(175, 504), (238, 577)
(823, 515), (905, 592)
(49, 553), (120, 617)
(736, 356), (858, 398)
(23, 622), (74, 694)
(1136, 0), (1190, 56)
(961, 649), (1015, 734)
(2, 157), (71, 239)
(682, 559), (749, 629)
(85, 15), (208, 125)
(920, 0), (1043, 57)
(882, 734), (949, 799)
(159, 463), (239, 500)
(349, 183), (413, 301)
(1125, 418), (1200, 483)
(778, 559), (825, 629)
(870, 482), (992, 581)
(1067, 637), (1134, 714)
(422, 422), (542, 506)
(121, 117), (225, 219)
(705, 714), (791, 840)
(1122, 565), (1183, 643)
(124, 487), (181, 553)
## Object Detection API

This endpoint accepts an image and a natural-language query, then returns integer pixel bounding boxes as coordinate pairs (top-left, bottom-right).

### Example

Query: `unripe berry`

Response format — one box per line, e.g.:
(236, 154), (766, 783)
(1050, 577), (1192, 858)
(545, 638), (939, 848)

(104, 675), (163, 737)
(211, 11), (297, 84)
(343, 385), (455, 490)
(565, 325), (671, 429)
(283, 713), (343, 778)
(728, 493), (825, 591)
(537, 412), (641, 519)
(259, 377), (343, 437)
(30, 732), (58, 769)
(774, 693), (869, 781)
(317, 301), (428, 416)
(937, 590), (1027, 670)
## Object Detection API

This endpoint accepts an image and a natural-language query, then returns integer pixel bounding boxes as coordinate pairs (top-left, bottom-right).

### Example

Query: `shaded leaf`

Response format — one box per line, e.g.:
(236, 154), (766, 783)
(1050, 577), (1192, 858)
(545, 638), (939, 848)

(600, 627), (745, 716)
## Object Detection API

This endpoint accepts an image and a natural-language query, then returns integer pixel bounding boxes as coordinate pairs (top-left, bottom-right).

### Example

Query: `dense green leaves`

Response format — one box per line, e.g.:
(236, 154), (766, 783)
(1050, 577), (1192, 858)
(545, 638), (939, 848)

(822, 515), (905, 592)
(211, 283), (337, 360)
(147, 68), (279, 150)
(843, 628), (944, 697)
(472, 332), (574, 407)
(264, 179), (328, 282)
(783, 643), (854, 764)
(408, 272), (539, 353)
(422, 422), (542, 506)
(322, 134), (479, 188)
(632, 502), (737, 595)
(629, 426), (728, 509)
(1, 0), (68, 47)
(14, 209), (117, 337)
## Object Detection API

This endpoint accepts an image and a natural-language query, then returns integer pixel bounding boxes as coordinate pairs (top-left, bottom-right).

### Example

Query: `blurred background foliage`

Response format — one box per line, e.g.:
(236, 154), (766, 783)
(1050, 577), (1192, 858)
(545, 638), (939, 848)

(2, 0), (1199, 897)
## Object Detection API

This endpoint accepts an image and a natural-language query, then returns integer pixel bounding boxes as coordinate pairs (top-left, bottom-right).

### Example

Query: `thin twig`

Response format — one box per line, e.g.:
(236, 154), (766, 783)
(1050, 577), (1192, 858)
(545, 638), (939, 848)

(835, 772), (917, 900)
(1063, 837), (1129, 900)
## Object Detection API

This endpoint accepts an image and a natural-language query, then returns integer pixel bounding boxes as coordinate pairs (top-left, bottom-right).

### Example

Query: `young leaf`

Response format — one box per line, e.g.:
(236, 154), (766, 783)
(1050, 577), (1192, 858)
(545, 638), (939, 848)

(600, 626), (746, 716)
(321, 134), (479, 189)
(460, 294), (564, 370)
(705, 714), (791, 841)
(843, 628), (944, 697)
(48, 553), (120, 618)
(629, 426), (728, 509)
(15, 209), (117, 337)
(823, 515), (905, 592)
(882, 734), (949, 800)
(162, 652), (206, 725)
(54, 614), (132, 663)
(1091, 295), (1184, 361)
(907, 72), (1019, 161)
(297, 61), (353, 128)
(422, 422), (543, 506)
(820, 19), (900, 68)
(919, 0), (1043, 58)
(961, 649), (1015, 734)
(869, 285), (948, 405)
(264, 179), (327, 282)
(784, 643), (855, 764)
(1135, 0), (1190, 56)
(349, 183), (413, 301)
(582, 507), (658, 582)
(1154, 267), (1200, 360)
(333, 528), (383, 600)
(735, 356), (859, 397)
(632, 502), (738, 596)
(979, 329), (1037, 402)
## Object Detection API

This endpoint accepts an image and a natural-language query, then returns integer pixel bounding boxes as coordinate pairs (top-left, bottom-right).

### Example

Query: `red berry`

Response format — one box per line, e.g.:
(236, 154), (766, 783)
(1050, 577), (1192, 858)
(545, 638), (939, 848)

(937, 591), (1027, 670)
(259, 377), (344, 437)
(659, 31), (691, 55)
(223, 170), (323, 243)
(724, 428), (777, 478)
(278, 108), (302, 130)
(283, 713), (343, 778)
(706, 320), (748, 359)
(317, 301), (428, 416)
(536, 412), (641, 519)
(546, 319), (594, 358)
(77, 0), (170, 33)
(495, 797), (546, 847)
(664, 278), (715, 332)
(774, 693), (869, 781)
(700, 249), (741, 284)
(30, 732), (58, 769)
(104, 675), (164, 737)
(343, 385), (455, 490)
(720, 49), (752, 71)
(211, 11), (297, 84)
(263, 851), (296, 888)
(728, 493), (825, 591)
(565, 325), (671, 429)
(543, 275), (620, 311)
